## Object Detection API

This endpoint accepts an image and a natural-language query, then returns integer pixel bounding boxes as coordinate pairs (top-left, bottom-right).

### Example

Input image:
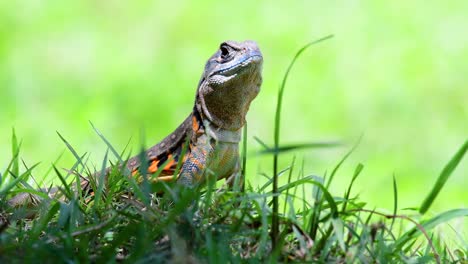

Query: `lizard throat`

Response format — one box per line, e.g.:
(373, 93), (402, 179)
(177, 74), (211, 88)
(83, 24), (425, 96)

(203, 119), (241, 143)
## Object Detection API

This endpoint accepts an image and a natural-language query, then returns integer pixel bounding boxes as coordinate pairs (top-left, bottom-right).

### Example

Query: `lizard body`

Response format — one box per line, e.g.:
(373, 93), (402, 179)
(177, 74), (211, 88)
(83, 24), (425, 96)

(8, 40), (263, 207)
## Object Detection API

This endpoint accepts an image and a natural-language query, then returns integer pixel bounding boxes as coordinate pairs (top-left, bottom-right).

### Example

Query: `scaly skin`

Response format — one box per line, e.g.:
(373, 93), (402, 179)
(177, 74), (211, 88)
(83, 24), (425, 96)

(8, 40), (263, 207)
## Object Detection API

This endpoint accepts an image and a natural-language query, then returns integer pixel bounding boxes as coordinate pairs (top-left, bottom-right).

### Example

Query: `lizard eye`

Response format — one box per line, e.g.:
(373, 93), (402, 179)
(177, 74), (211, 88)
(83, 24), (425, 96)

(220, 44), (234, 61)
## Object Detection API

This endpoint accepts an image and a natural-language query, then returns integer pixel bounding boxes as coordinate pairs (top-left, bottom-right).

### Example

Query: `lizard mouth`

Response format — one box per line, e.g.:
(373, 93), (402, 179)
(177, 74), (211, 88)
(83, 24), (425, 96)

(211, 54), (263, 77)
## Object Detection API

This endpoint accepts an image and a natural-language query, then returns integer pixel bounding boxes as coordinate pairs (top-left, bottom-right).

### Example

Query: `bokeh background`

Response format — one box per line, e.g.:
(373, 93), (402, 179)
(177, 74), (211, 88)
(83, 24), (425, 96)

(1, 1), (466, 214)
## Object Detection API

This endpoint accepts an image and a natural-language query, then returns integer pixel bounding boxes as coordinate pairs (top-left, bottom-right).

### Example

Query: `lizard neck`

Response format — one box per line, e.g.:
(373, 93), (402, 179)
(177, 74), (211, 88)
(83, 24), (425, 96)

(203, 119), (241, 143)
(193, 103), (242, 144)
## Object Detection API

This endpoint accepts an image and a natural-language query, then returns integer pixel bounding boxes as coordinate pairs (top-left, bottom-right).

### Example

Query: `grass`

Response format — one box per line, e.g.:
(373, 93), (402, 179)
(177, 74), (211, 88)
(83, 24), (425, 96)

(1, 41), (467, 263)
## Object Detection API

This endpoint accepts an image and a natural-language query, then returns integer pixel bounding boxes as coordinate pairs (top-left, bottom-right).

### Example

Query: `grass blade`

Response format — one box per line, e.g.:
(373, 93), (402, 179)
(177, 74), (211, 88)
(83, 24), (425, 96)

(258, 141), (341, 155)
(240, 124), (248, 192)
(253, 136), (271, 151)
(56, 131), (86, 169)
(11, 128), (20, 181)
(391, 174), (398, 231)
(395, 208), (468, 251)
(268, 176), (338, 218)
(89, 121), (124, 163)
(341, 163), (363, 213)
(271, 34), (333, 249)
(30, 201), (60, 240)
(53, 165), (73, 200)
(258, 167), (290, 193)
(419, 139), (468, 214)
(326, 135), (362, 189)
(0, 163), (40, 196)
(2, 129), (23, 185)
(93, 149), (109, 209)
(282, 156), (296, 216)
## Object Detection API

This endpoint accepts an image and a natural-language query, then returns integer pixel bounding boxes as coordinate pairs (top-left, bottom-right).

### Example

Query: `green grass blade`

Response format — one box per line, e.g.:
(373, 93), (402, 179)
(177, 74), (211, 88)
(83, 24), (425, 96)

(93, 149), (109, 209)
(395, 208), (468, 251)
(253, 136), (271, 151)
(331, 218), (346, 251)
(2, 129), (23, 185)
(53, 165), (73, 200)
(125, 175), (150, 206)
(282, 156), (296, 216)
(391, 174), (398, 231)
(258, 167), (290, 192)
(56, 131), (86, 169)
(311, 175), (324, 202)
(134, 140), (155, 208)
(8, 188), (50, 201)
(30, 201), (60, 240)
(240, 124), (248, 192)
(256, 198), (270, 258)
(39, 149), (65, 187)
(11, 127), (20, 180)
(89, 121), (124, 163)
(326, 135), (362, 189)
(419, 139), (468, 214)
(258, 141), (341, 155)
(268, 176), (338, 218)
(341, 163), (363, 213)
(56, 132), (88, 201)
(13, 160), (42, 194)
(0, 163), (40, 196)
(271, 35), (333, 249)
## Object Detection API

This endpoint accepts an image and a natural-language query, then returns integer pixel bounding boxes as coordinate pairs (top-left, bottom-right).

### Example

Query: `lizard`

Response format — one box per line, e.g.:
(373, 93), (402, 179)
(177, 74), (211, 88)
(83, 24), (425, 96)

(7, 40), (263, 207)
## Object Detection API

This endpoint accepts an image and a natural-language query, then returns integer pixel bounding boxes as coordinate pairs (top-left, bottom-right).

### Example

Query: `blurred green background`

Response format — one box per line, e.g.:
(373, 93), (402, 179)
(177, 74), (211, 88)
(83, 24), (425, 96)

(0, 1), (466, 214)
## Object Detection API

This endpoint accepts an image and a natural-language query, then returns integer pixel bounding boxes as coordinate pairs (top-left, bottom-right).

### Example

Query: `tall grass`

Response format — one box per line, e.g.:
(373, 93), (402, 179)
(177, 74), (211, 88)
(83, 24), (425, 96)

(271, 35), (334, 249)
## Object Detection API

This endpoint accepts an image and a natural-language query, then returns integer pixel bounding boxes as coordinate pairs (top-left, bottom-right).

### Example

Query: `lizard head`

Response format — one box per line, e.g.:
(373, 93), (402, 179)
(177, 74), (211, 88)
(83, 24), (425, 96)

(196, 40), (263, 131)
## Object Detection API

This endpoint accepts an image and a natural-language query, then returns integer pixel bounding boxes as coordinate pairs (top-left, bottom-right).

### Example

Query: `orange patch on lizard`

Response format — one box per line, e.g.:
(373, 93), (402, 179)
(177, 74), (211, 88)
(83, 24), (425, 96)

(192, 115), (199, 131)
(163, 154), (175, 170)
(148, 159), (160, 174)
